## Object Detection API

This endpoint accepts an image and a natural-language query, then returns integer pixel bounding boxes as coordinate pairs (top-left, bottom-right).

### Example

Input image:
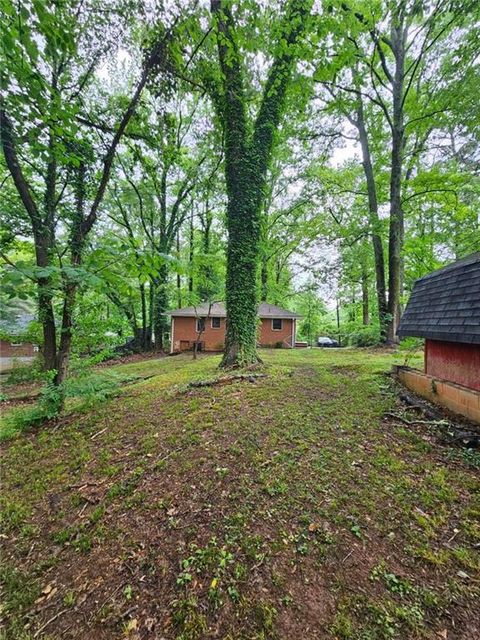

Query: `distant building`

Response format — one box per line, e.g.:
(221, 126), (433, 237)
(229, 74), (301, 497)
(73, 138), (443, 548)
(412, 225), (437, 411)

(0, 312), (38, 358)
(167, 302), (302, 353)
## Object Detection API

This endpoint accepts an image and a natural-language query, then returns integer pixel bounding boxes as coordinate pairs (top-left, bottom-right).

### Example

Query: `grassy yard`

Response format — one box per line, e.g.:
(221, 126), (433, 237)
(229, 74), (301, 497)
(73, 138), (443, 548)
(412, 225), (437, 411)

(1, 349), (479, 640)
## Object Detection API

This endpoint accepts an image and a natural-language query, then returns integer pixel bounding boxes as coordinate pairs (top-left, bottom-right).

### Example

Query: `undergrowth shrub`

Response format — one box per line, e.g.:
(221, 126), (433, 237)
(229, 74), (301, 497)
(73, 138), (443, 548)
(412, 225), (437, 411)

(0, 373), (62, 440)
(5, 359), (44, 385)
(65, 370), (137, 408)
(348, 326), (380, 347)
(399, 337), (424, 351)
(1, 370), (138, 441)
(68, 348), (118, 375)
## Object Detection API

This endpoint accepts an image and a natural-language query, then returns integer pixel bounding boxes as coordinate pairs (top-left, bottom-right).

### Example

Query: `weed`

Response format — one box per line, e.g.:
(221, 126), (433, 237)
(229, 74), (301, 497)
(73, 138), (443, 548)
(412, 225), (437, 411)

(330, 611), (354, 638)
(63, 591), (76, 607)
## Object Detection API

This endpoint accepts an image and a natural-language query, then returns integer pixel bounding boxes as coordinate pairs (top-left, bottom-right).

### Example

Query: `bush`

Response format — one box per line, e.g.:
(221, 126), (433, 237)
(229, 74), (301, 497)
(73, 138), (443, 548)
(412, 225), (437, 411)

(1, 374), (63, 441)
(0, 369), (138, 441)
(5, 360), (44, 385)
(65, 370), (137, 408)
(69, 347), (117, 373)
(398, 337), (424, 351)
(348, 326), (381, 347)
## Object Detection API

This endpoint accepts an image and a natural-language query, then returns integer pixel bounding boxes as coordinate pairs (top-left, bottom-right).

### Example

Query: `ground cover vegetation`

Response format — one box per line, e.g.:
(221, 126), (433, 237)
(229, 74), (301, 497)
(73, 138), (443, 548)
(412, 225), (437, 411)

(1, 349), (479, 639)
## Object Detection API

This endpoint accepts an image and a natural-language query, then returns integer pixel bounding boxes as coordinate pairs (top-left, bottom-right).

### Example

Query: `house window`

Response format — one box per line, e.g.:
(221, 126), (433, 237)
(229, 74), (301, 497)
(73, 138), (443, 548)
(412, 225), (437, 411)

(196, 317), (205, 333)
(272, 318), (282, 331)
(211, 317), (221, 329)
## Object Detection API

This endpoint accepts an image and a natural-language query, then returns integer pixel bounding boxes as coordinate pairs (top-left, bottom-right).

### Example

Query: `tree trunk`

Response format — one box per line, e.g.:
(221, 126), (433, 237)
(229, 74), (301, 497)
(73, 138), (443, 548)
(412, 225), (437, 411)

(188, 210), (194, 295)
(37, 236), (57, 371)
(386, 23), (406, 344)
(176, 232), (182, 308)
(355, 96), (387, 338)
(55, 282), (77, 388)
(261, 257), (268, 302)
(55, 161), (86, 391)
(140, 282), (149, 350)
(212, 0), (310, 368)
(199, 206), (214, 301)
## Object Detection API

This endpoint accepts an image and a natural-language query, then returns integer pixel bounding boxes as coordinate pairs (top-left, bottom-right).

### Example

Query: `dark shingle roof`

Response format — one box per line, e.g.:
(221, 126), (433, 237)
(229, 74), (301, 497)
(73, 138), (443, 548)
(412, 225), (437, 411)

(397, 252), (480, 344)
(166, 302), (302, 319)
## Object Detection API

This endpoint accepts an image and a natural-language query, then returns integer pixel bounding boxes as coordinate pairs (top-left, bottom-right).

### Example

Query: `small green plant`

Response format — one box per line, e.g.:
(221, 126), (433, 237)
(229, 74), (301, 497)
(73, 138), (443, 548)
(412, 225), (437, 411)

(370, 563), (414, 597)
(330, 611), (354, 638)
(1, 372), (63, 440)
(63, 591), (76, 607)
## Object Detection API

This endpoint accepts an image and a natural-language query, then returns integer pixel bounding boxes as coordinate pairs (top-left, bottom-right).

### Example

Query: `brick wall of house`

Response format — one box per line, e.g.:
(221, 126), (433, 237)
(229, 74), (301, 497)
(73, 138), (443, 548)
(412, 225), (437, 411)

(425, 339), (480, 392)
(0, 339), (36, 357)
(259, 318), (294, 347)
(171, 316), (296, 352)
(171, 316), (226, 352)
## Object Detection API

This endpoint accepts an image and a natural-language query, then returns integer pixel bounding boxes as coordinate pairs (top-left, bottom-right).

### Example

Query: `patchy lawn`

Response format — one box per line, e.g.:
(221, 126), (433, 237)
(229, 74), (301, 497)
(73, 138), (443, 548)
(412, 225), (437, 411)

(1, 349), (479, 640)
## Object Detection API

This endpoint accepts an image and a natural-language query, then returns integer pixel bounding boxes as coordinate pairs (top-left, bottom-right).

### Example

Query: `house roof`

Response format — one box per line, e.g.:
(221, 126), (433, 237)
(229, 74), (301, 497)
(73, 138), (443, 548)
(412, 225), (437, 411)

(166, 301), (302, 319)
(397, 252), (480, 344)
(0, 311), (36, 336)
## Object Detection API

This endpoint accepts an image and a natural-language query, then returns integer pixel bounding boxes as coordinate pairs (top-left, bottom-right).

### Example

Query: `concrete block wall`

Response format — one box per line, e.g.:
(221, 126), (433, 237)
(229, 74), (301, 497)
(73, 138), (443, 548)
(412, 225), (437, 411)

(396, 366), (480, 424)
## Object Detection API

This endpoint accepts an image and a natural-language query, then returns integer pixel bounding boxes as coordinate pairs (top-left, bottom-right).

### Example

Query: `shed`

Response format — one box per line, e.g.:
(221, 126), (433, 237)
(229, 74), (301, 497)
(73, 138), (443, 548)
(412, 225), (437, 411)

(396, 253), (480, 423)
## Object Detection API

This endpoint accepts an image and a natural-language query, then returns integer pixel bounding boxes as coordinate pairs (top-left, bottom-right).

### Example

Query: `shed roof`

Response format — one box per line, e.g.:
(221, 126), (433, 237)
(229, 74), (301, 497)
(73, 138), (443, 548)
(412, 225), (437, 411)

(397, 252), (480, 344)
(166, 301), (302, 319)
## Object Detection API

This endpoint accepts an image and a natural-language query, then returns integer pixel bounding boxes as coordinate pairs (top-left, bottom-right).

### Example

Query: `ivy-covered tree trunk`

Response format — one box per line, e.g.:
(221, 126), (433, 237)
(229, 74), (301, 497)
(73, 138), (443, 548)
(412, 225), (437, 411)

(212, 0), (311, 367)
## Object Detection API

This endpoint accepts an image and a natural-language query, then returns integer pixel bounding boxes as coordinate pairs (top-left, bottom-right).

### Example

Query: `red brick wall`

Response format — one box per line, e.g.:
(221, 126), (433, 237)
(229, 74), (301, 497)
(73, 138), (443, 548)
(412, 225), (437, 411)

(0, 339), (36, 357)
(425, 339), (480, 391)
(171, 316), (295, 352)
(171, 316), (226, 352)
(258, 318), (294, 347)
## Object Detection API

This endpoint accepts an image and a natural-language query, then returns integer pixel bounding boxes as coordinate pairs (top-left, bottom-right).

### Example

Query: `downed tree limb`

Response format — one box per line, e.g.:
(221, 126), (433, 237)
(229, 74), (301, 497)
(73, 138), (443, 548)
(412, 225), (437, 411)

(385, 412), (448, 427)
(187, 373), (267, 389)
(391, 389), (480, 449)
(398, 391), (440, 420)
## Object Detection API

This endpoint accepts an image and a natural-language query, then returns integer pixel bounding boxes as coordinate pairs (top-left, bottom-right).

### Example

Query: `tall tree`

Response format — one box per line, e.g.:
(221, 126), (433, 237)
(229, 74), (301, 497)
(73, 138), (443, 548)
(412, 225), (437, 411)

(210, 0), (312, 366)
(0, 0), (171, 389)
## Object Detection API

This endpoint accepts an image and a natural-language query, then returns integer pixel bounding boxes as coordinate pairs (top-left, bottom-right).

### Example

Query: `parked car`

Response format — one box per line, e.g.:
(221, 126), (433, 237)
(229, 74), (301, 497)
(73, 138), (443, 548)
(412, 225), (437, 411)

(317, 336), (339, 347)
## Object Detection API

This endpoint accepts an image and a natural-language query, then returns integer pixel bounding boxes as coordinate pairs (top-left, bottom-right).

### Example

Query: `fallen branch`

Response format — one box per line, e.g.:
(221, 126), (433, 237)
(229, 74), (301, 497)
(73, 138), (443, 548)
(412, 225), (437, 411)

(393, 390), (480, 448)
(90, 427), (107, 440)
(398, 391), (440, 420)
(33, 609), (69, 638)
(187, 373), (267, 389)
(385, 412), (448, 427)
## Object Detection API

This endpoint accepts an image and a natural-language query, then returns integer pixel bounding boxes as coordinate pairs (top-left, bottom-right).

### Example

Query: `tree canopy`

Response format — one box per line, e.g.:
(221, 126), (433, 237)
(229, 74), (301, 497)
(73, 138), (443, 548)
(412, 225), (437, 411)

(1, 0), (479, 384)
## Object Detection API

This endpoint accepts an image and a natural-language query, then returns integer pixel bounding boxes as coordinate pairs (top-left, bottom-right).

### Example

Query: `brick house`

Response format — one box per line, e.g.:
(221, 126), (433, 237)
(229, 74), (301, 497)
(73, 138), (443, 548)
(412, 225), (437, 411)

(167, 302), (302, 353)
(396, 252), (480, 423)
